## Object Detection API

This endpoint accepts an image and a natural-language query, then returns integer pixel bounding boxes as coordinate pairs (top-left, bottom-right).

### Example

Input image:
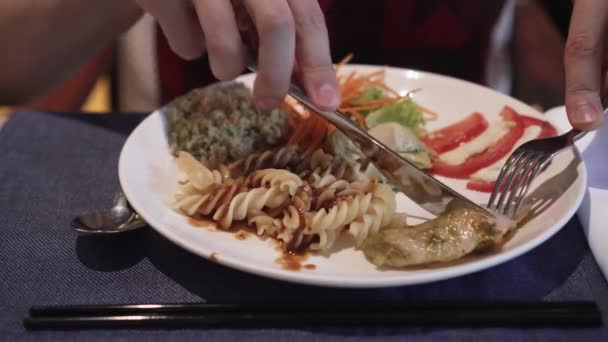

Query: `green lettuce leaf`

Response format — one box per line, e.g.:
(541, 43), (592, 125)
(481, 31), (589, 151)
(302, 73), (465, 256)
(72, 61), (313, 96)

(356, 87), (385, 103)
(365, 98), (424, 134)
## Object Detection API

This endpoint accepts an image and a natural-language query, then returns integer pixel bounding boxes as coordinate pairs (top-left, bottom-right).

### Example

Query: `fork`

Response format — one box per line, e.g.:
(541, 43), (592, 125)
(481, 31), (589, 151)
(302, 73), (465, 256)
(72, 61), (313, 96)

(488, 108), (608, 218)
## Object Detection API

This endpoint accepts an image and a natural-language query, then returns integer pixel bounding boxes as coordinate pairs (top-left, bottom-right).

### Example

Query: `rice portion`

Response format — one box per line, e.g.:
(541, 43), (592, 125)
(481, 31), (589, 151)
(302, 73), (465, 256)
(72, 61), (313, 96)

(167, 83), (289, 167)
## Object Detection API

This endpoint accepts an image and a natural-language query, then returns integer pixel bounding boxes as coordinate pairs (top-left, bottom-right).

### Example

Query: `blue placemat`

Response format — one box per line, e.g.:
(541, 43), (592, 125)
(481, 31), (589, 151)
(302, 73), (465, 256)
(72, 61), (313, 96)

(1, 111), (607, 341)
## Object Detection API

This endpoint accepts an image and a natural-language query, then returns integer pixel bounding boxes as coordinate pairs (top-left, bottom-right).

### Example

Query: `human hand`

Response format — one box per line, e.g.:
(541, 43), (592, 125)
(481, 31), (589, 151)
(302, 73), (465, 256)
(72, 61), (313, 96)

(564, 0), (608, 130)
(136, 0), (340, 111)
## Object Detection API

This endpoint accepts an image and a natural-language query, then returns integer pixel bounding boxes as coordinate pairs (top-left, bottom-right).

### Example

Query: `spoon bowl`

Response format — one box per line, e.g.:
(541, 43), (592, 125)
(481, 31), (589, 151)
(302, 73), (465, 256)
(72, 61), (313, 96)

(71, 191), (147, 234)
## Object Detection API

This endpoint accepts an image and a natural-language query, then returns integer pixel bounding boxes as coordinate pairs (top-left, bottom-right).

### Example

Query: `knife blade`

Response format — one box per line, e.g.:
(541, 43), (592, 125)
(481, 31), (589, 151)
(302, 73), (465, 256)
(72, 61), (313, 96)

(245, 58), (494, 218)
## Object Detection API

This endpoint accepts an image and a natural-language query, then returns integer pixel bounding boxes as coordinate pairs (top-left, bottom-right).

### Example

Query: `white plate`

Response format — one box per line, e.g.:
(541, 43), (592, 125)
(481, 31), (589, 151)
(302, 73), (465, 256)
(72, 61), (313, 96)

(119, 65), (586, 288)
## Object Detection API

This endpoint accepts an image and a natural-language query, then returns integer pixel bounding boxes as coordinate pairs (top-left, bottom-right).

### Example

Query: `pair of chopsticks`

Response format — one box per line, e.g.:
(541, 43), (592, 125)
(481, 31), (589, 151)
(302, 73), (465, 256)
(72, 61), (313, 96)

(24, 301), (602, 329)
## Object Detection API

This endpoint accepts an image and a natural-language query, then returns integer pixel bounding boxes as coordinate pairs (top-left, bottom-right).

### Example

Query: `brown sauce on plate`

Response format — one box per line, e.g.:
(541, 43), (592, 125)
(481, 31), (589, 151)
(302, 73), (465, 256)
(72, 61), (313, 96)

(235, 231), (249, 240)
(274, 243), (312, 271)
(209, 252), (219, 263)
(275, 252), (308, 271)
(187, 217), (218, 230)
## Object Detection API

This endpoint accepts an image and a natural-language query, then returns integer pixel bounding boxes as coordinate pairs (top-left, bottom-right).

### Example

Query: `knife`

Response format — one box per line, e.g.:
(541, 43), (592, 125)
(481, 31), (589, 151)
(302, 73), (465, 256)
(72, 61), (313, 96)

(245, 55), (494, 218)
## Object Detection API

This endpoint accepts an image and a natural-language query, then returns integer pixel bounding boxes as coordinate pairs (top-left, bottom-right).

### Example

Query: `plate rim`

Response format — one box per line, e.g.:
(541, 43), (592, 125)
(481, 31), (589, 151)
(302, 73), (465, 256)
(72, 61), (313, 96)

(119, 66), (587, 288)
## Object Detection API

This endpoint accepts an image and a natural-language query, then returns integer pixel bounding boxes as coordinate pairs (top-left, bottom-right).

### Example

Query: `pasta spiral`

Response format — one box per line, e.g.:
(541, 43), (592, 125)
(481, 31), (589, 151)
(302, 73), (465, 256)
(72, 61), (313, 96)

(298, 149), (364, 182)
(196, 182), (249, 216)
(274, 183), (314, 251)
(213, 186), (289, 228)
(347, 183), (396, 246)
(308, 193), (373, 250)
(173, 145), (401, 255)
(229, 144), (301, 177)
(175, 151), (228, 190)
(248, 211), (281, 237)
(173, 151), (231, 215)
(202, 169), (301, 228)
(244, 169), (303, 196)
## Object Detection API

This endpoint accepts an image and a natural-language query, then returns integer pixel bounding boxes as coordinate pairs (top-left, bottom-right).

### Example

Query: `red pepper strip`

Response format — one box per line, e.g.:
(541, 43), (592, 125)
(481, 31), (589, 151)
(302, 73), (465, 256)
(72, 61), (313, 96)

(420, 112), (489, 154)
(466, 179), (497, 192)
(429, 106), (525, 179)
(465, 114), (558, 192)
(519, 115), (558, 138)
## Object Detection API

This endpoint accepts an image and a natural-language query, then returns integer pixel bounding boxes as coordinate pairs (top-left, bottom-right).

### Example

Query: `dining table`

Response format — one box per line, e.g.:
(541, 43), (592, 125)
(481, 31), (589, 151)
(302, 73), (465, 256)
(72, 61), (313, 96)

(1, 110), (607, 341)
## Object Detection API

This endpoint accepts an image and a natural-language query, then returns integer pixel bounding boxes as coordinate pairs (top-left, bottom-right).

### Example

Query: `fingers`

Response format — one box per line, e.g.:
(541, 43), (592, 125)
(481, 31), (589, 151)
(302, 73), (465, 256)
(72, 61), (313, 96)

(287, 0), (340, 110)
(137, 0), (205, 60)
(244, 0), (296, 109)
(564, 0), (608, 130)
(141, 0), (336, 112)
(193, 0), (245, 80)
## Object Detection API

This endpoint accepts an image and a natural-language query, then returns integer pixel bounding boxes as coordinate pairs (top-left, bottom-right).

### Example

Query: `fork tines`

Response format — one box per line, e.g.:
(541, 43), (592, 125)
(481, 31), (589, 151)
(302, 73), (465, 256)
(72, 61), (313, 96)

(487, 151), (551, 218)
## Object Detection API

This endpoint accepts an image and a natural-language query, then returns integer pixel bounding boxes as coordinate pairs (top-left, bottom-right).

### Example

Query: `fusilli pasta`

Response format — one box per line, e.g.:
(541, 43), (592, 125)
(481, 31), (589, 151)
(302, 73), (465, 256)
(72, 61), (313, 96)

(298, 149), (365, 182)
(348, 183), (396, 246)
(173, 147), (400, 254)
(229, 144), (301, 177)
(308, 193), (373, 250)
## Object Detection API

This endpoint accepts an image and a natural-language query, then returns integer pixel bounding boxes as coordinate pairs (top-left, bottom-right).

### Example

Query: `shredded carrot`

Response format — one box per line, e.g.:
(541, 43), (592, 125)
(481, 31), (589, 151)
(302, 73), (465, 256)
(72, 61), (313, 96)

(403, 87), (422, 98)
(284, 53), (438, 145)
(344, 110), (366, 127)
(288, 111), (331, 149)
(340, 70), (356, 85)
(288, 114), (314, 145)
(348, 97), (398, 106)
(288, 125), (305, 145)
(418, 104), (438, 121)
(307, 116), (328, 148)
(327, 123), (336, 134)
(366, 81), (402, 98)
(341, 79), (368, 103)
(365, 69), (386, 79)
(340, 104), (390, 112)
(335, 53), (353, 73)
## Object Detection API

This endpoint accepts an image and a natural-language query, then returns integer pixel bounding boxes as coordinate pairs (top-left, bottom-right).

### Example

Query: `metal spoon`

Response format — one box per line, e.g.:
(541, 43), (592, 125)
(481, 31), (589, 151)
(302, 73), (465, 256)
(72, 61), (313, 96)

(71, 191), (147, 234)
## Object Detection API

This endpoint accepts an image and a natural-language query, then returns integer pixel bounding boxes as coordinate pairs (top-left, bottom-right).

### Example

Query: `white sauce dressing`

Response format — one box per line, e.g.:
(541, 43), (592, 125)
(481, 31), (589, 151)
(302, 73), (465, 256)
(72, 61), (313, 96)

(439, 120), (512, 165)
(470, 125), (542, 182)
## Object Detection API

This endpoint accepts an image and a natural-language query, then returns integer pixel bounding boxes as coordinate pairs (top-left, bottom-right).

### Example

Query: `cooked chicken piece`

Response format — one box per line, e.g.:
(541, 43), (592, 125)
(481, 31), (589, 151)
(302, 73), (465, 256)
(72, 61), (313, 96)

(362, 201), (512, 267)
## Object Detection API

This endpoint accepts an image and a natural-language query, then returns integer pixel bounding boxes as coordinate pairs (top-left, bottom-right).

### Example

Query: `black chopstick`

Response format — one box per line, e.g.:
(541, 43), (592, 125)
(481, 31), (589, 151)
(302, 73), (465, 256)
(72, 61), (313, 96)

(24, 301), (602, 329)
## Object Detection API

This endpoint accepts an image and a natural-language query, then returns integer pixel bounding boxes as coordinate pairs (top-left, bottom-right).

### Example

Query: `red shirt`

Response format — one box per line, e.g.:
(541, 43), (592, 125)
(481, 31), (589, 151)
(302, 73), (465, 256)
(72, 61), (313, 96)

(157, 0), (506, 103)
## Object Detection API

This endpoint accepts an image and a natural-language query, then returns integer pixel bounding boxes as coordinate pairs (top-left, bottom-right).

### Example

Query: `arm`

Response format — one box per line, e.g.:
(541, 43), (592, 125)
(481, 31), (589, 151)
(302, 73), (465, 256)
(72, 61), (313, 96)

(0, 0), (142, 104)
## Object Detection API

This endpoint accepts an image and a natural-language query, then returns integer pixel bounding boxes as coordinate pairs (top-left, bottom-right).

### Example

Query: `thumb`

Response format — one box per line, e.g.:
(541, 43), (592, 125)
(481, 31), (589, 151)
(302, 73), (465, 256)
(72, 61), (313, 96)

(564, 0), (607, 131)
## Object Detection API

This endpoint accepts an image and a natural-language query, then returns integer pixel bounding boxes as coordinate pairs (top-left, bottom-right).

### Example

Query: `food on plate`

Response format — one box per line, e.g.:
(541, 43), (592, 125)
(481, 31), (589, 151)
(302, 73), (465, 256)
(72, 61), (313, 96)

(362, 200), (513, 267)
(167, 83), (289, 168)
(420, 112), (489, 154)
(286, 58), (436, 172)
(467, 124), (543, 191)
(364, 97), (426, 134)
(335, 53), (437, 132)
(426, 106), (557, 191)
(520, 115), (558, 138)
(429, 106), (525, 178)
(368, 123), (431, 168)
(166, 62), (557, 268)
(173, 149), (396, 252)
(328, 123), (432, 170)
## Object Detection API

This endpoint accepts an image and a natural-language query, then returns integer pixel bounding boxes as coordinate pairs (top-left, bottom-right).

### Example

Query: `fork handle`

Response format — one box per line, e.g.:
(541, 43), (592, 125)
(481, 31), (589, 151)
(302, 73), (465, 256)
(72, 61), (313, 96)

(565, 107), (608, 143)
